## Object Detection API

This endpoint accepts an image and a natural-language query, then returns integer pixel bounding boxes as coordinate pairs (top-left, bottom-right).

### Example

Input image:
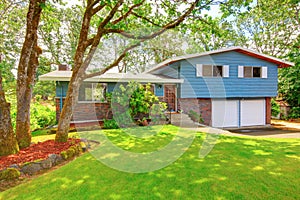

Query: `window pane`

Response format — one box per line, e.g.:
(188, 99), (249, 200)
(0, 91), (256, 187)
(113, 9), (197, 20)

(93, 83), (106, 101)
(213, 65), (223, 77)
(244, 66), (252, 78)
(85, 87), (92, 101)
(79, 83), (92, 101)
(203, 65), (212, 76)
(253, 67), (261, 77)
(78, 84), (85, 101)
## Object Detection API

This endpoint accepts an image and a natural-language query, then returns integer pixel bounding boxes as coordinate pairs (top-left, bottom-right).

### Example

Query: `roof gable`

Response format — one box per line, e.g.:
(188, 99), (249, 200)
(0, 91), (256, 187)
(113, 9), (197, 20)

(146, 46), (294, 73)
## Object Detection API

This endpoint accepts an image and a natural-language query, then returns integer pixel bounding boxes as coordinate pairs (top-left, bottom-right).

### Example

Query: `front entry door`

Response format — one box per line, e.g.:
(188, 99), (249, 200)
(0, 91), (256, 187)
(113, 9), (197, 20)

(164, 85), (176, 111)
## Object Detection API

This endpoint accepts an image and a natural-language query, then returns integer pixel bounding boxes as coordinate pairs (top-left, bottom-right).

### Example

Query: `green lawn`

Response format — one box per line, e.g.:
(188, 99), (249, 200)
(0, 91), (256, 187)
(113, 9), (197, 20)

(1, 125), (300, 200)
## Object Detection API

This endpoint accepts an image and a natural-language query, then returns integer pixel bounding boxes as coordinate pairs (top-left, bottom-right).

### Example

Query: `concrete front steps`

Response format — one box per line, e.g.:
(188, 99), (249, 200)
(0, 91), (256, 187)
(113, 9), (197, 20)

(169, 113), (198, 128)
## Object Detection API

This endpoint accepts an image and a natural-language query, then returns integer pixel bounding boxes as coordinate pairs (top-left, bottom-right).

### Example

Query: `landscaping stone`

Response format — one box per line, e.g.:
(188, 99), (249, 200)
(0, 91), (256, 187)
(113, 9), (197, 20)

(8, 164), (20, 169)
(48, 154), (57, 163)
(40, 158), (52, 169)
(21, 162), (42, 175)
(54, 154), (63, 165)
(0, 168), (20, 180)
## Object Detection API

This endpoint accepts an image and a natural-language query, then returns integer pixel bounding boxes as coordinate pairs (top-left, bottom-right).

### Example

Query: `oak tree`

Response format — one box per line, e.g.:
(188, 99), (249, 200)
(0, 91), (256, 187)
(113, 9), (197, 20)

(55, 0), (203, 142)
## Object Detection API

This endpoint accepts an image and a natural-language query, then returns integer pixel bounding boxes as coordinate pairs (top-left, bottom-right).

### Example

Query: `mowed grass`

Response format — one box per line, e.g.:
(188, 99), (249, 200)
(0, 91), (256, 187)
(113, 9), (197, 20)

(1, 125), (300, 200)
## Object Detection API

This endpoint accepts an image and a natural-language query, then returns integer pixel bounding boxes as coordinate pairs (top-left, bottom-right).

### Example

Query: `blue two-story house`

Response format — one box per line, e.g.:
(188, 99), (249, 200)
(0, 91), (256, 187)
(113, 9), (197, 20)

(40, 46), (294, 128)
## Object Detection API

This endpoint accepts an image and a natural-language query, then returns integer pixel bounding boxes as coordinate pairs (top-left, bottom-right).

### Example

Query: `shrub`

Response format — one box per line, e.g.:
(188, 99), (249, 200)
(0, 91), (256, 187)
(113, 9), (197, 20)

(30, 102), (56, 130)
(188, 110), (204, 123)
(111, 82), (166, 127)
(288, 107), (300, 119)
(271, 99), (280, 117)
(103, 119), (119, 129)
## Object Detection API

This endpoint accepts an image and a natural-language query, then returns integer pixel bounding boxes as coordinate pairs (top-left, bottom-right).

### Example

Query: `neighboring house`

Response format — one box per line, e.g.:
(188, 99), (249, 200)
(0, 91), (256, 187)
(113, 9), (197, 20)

(40, 46), (294, 128)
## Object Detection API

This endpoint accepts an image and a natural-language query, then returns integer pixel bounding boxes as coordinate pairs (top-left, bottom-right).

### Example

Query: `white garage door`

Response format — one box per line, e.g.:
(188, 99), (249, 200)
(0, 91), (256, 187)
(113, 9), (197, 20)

(241, 99), (265, 126)
(212, 100), (239, 127)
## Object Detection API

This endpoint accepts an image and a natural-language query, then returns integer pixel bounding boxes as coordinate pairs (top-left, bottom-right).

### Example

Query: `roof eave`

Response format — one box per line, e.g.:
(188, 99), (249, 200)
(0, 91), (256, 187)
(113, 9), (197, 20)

(147, 46), (295, 73)
(39, 76), (184, 84)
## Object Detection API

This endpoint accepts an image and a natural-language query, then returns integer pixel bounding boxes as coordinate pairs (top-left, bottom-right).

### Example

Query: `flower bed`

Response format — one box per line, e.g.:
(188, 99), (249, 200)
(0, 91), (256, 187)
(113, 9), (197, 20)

(0, 139), (83, 180)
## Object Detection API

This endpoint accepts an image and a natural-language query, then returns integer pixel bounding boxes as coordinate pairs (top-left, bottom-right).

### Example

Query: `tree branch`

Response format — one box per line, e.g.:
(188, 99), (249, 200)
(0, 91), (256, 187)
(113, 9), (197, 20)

(99, 0), (124, 28)
(83, 42), (141, 79)
(111, 0), (145, 25)
(91, 3), (106, 16)
(131, 11), (161, 27)
(104, 0), (200, 40)
(87, 0), (100, 11)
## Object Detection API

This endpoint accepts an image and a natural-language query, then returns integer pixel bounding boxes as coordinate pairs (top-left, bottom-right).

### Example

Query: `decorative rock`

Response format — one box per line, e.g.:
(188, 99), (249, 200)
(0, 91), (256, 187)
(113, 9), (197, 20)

(80, 142), (87, 152)
(0, 168), (20, 180)
(41, 158), (52, 169)
(55, 155), (63, 165)
(9, 164), (20, 169)
(48, 154), (57, 164)
(21, 162), (42, 175)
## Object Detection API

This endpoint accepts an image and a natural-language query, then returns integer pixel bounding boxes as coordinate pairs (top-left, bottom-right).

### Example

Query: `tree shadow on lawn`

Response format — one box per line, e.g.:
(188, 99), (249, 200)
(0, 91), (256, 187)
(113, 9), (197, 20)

(1, 129), (300, 200)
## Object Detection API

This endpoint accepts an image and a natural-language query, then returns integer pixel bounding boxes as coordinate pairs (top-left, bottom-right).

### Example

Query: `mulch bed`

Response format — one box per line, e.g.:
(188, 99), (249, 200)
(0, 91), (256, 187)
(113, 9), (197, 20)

(0, 138), (80, 171)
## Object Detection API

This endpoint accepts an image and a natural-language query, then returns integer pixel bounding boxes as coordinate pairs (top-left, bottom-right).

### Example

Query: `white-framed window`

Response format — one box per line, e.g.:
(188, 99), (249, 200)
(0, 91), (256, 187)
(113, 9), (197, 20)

(238, 66), (267, 78)
(196, 64), (229, 77)
(78, 82), (107, 102)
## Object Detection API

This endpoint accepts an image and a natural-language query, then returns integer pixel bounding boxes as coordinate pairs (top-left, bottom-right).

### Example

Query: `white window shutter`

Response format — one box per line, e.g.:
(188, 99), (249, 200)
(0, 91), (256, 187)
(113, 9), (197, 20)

(196, 64), (203, 77)
(262, 66), (268, 78)
(238, 66), (244, 78)
(223, 65), (229, 77)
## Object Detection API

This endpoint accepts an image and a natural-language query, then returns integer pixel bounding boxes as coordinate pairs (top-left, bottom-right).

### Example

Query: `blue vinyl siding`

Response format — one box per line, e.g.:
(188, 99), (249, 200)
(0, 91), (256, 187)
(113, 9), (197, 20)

(153, 63), (179, 78)
(56, 81), (69, 97)
(155, 84), (164, 96)
(155, 51), (278, 98)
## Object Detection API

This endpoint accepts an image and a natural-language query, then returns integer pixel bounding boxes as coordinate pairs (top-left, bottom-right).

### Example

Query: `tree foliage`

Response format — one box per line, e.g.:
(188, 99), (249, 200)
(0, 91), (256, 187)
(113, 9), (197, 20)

(39, 4), (83, 66)
(111, 82), (167, 127)
(225, 0), (299, 117)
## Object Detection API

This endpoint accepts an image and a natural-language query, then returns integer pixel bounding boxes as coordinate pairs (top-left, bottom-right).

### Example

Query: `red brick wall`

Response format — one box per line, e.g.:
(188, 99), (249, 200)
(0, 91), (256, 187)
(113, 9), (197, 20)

(55, 98), (112, 122)
(178, 98), (212, 126)
(266, 97), (271, 124)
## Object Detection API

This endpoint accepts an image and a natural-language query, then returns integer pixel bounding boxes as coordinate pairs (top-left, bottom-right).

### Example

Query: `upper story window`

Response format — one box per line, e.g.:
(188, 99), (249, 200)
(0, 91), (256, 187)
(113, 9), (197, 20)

(196, 64), (229, 77)
(78, 82), (107, 102)
(238, 66), (267, 78)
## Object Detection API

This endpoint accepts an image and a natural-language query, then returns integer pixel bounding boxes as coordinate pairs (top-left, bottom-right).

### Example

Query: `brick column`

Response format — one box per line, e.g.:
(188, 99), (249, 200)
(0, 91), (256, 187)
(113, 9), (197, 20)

(266, 97), (271, 124)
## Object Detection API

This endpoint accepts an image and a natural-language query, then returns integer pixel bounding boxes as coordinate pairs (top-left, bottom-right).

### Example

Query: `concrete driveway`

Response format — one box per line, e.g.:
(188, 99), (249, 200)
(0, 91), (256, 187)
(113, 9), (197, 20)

(226, 120), (300, 138)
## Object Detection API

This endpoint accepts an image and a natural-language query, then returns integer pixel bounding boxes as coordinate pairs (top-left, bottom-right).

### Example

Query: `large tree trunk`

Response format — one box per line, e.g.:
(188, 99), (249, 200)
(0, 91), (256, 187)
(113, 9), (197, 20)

(55, 3), (96, 142)
(0, 72), (19, 156)
(16, 0), (44, 148)
(55, 72), (82, 142)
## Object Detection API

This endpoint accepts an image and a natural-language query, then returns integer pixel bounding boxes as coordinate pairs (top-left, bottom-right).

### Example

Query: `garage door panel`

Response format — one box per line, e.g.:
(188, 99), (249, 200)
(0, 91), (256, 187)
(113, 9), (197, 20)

(241, 99), (265, 126)
(212, 100), (239, 127)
